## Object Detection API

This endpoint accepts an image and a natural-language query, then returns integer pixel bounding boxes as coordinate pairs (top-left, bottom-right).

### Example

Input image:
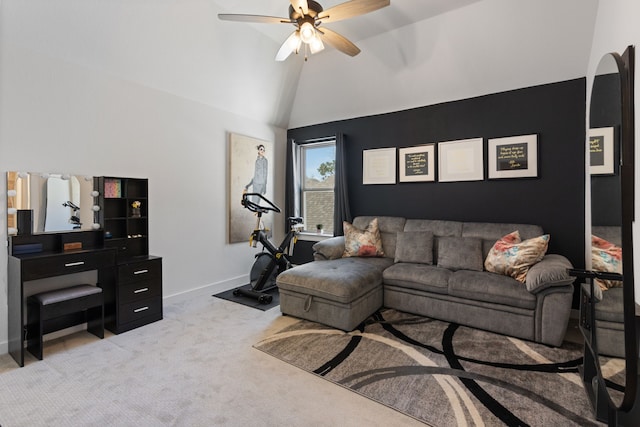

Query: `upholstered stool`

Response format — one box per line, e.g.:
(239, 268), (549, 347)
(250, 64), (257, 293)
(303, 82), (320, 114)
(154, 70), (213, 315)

(27, 284), (104, 360)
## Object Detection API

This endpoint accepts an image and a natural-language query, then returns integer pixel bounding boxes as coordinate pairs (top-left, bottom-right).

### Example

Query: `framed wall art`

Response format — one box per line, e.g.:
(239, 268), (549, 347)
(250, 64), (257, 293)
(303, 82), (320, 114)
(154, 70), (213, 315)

(437, 138), (484, 182)
(363, 147), (397, 184)
(399, 144), (436, 182)
(488, 134), (538, 179)
(589, 127), (615, 175)
(228, 132), (274, 243)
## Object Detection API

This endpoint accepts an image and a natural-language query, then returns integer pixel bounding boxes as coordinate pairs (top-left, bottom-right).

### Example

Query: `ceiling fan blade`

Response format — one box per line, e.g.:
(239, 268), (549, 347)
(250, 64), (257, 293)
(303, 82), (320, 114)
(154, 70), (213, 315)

(218, 14), (293, 24)
(290, 0), (309, 16)
(276, 31), (302, 61)
(317, 27), (361, 57)
(317, 0), (390, 23)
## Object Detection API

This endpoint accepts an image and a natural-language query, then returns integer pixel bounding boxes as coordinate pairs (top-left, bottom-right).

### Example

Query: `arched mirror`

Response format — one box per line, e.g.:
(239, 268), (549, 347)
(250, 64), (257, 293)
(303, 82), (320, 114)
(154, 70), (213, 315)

(584, 45), (638, 424)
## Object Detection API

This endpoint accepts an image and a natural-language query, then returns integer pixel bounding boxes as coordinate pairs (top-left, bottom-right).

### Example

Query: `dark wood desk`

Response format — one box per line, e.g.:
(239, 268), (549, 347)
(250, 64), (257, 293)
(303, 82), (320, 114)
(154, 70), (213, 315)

(8, 230), (163, 367)
(8, 231), (116, 367)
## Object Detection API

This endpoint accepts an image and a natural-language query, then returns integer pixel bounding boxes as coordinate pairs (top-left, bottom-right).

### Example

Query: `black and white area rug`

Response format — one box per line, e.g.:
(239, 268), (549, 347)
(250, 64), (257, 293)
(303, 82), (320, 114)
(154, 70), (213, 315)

(213, 284), (279, 311)
(254, 309), (604, 426)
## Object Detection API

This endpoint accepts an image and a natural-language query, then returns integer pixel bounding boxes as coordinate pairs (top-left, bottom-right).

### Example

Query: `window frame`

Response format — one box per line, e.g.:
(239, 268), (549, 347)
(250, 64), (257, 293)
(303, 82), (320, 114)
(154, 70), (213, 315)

(298, 138), (336, 235)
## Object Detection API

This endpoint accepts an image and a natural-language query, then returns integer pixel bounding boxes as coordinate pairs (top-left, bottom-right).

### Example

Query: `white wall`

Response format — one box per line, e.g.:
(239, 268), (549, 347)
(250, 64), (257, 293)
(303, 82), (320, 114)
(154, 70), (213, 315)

(1, 0), (302, 128)
(587, 0), (640, 304)
(0, 1), (300, 353)
(289, 0), (598, 128)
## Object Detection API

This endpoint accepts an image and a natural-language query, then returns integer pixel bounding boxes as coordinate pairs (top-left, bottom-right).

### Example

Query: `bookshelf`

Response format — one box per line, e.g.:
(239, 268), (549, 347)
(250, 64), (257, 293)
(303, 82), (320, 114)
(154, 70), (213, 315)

(95, 177), (149, 259)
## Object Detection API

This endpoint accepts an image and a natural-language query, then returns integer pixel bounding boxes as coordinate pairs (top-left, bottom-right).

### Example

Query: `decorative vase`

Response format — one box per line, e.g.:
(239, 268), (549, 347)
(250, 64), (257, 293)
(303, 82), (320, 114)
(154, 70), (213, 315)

(132, 208), (141, 218)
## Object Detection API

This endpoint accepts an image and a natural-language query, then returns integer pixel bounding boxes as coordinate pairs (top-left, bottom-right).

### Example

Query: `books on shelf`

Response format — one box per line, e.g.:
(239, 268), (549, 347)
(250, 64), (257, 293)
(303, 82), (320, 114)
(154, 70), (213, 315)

(104, 178), (122, 198)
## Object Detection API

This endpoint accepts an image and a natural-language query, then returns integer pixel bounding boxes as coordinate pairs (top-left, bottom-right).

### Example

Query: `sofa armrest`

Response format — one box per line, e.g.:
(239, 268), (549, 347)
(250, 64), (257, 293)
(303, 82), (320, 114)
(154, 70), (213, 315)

(526, 254), (574, 293)
(313, 236), (345, 260)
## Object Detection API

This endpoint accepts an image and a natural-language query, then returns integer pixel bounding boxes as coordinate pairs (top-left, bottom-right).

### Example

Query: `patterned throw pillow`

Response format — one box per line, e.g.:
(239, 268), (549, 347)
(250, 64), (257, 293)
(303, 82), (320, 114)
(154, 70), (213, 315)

(484, 231), (550, 283)
(342, 218), (385, 258)
(592, 235), (623, 291)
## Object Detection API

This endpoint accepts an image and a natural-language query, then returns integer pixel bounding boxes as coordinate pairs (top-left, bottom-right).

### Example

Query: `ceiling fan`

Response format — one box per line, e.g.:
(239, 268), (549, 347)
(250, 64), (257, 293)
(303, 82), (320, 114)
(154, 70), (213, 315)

(218, 0), (390, 61)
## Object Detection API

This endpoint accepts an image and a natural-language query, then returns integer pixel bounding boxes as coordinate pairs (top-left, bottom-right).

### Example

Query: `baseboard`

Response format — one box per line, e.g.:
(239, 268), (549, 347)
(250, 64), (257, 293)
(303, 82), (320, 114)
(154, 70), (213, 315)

(164, 275), (249, 304)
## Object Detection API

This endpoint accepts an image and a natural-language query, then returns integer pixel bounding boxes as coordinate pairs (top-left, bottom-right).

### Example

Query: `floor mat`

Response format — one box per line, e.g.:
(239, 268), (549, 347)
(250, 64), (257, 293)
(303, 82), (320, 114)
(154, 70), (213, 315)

(213, 284), (279, 311)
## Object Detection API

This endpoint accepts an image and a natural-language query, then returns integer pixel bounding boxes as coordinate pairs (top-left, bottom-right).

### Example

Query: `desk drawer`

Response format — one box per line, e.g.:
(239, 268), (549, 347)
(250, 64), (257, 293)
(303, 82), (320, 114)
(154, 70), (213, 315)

(118, 258), (162, 285)
(119, 296), (162, 324)
(119, 280), (162, 304)
(22, 251), (115, 281)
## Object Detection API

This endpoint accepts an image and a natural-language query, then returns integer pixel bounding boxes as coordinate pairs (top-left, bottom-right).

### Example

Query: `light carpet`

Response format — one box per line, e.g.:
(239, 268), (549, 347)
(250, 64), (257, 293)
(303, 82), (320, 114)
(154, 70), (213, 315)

(0, 293), (425, 426)
(254, 308), (604, 427)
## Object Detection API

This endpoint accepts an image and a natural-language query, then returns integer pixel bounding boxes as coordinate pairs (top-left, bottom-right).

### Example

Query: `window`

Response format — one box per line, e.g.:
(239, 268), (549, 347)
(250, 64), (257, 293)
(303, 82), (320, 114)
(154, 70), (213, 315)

(300, 140), (336, 234)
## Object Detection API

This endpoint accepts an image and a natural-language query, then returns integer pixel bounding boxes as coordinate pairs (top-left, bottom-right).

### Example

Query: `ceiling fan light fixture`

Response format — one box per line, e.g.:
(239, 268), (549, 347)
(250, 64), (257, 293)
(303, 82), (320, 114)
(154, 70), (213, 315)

(309, 37), (324, 54)
(276, 31), (302, 61)
(220, 0), (390, 61)
(299, 21), (316, 44)
(288, 32), (302, 52)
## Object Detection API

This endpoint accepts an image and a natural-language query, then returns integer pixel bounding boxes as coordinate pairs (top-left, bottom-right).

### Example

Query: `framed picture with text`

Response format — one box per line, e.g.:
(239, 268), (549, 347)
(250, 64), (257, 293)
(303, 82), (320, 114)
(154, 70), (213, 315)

(363, 147), (397, 184)
(399, 144), (436, 182)
(438, 138), (484, 182)
(488, 134), (538, 179)
(589, 127), (615, 175)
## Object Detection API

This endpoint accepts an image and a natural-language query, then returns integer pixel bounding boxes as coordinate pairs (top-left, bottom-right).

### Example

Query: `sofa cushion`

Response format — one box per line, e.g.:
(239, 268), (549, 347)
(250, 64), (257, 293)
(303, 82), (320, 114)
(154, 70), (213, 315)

(404, 219), (463, 261)
(525, 254), (574, 293)
(383, 263), (451, 294)
(594, 287), (624, 323)
(484, 231), (549, 282)
(404, 219), (463, 237)
(394, 231), (434, 264)
(277, 257), (393, 304)
(437, 237), (483, 271)
(343, 218), (384, 257)
(591, 234), (623, 291)
(313, 236), (345, 260)
(353, 216), (405, 259)
(462, 222), (544, 241)
(448, 270), (537, 309)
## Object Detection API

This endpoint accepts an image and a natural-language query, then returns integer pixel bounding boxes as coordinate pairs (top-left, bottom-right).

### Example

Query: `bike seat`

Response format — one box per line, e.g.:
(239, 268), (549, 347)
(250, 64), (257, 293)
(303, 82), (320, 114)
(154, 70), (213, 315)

(288, 217), (303, 224)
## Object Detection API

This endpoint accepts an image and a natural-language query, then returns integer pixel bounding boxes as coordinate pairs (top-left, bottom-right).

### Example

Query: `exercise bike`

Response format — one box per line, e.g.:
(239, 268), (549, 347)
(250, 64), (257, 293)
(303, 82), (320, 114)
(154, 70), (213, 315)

(234, 193), (303, 304)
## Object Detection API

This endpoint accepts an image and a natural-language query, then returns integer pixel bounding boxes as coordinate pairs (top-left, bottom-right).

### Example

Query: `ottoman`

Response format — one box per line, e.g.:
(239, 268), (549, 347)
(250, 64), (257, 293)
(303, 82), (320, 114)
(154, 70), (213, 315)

(276, 257), (393, 331)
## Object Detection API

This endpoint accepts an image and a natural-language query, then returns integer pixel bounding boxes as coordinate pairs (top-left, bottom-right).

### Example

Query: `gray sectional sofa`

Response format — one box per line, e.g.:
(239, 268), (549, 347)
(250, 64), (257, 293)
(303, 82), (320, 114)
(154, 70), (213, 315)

(276, 216), (575, 347)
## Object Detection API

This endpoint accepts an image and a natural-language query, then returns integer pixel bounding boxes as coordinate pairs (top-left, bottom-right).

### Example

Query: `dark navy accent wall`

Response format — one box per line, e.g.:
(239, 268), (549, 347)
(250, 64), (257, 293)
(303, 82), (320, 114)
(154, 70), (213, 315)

(590, 73), (622, 227)
(289, 78), (586, 304)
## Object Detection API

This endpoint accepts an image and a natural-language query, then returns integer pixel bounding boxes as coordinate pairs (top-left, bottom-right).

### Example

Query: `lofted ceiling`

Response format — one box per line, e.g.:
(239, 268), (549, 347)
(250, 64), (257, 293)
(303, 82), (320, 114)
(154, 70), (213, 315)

(213, 0), (484, 52)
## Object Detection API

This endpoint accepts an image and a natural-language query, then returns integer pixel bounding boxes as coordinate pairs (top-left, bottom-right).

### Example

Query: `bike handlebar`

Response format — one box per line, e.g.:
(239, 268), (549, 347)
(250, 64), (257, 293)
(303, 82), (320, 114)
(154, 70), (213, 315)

(241, 193), (281, 214)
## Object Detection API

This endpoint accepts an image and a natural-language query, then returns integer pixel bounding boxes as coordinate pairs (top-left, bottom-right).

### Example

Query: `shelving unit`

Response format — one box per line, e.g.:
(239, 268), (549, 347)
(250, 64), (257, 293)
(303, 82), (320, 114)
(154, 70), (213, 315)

(95, 177), (149, 259)
(94, 176), (162, 334)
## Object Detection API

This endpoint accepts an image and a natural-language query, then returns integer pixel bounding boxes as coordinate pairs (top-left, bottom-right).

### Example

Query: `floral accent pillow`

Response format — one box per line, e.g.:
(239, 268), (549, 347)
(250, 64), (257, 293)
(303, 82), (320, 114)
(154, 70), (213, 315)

(484, 231), (550, 283)
(592, 235), (623, 291)
(342, 218), (385, 258)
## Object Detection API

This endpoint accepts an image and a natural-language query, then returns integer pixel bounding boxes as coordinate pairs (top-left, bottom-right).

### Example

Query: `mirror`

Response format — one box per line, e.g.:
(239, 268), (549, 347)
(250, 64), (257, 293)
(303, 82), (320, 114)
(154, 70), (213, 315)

(587, 45), (637, 420)
(590, 52), (626, 407)
(6, 171), (99, 235)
